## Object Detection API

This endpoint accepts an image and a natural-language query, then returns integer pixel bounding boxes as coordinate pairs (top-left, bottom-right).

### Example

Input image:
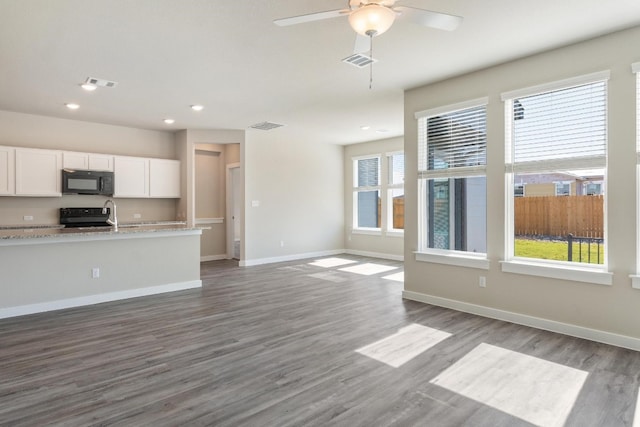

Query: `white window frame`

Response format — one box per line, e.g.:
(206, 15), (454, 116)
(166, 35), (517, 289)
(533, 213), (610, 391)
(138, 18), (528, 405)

(352, 154), (381, 234)
(630, 62), (640, 289)
(501, 71), (612, 286)
(414, 97), (490, 270)
(386, 151), (405, 236)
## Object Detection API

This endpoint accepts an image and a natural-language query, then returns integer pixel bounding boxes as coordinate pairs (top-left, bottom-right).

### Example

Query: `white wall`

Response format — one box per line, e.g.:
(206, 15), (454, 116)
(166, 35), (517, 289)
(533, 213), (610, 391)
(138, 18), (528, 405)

(344, 137), (404, 259)
(404, 26), (640, 343)
(243, 131), (344, 264)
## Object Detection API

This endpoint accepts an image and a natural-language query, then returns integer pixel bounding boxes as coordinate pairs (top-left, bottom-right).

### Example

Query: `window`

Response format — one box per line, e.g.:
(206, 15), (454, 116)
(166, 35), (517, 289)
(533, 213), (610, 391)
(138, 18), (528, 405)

(416, 98), (488, 257)
(555, 182), (571, 196)
(387, 152), (405, 231)
(503, 72), (608, 267)
(353, 156), (381, 230)
(584, 182), (603, 196)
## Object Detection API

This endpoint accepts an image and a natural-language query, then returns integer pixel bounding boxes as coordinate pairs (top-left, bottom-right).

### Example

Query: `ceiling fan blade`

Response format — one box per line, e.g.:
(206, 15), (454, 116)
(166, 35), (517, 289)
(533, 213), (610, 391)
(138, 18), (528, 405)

(274, 9), (349, 27)
(394, 6), (463, 31)
(353, 34), (371, 54)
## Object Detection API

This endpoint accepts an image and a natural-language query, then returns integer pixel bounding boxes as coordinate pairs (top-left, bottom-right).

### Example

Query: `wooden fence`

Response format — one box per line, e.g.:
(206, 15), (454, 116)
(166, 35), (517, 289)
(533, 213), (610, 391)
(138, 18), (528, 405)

(514, 195), (603, 238)
(377, 196), (405, 229)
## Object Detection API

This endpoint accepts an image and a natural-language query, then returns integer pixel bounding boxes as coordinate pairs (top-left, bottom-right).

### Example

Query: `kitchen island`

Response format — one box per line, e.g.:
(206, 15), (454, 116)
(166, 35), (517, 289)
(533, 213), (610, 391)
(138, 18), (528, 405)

(0, 223), (203, 319)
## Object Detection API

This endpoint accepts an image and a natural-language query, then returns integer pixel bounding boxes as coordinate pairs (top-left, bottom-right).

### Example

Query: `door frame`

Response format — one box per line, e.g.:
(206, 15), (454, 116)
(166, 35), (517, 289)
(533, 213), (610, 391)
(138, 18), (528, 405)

(226, 162), (241, 259)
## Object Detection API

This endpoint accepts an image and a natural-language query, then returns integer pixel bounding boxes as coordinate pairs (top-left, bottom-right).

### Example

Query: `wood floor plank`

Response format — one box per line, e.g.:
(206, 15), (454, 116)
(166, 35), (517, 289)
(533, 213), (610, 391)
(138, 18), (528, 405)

(1, 255), (639, 426)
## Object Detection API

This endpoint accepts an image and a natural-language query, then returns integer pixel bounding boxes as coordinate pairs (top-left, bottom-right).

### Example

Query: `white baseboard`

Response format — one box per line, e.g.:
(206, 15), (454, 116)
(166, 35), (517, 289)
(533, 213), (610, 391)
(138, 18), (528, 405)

(0, 280), (202, 320)
(345, 249), (404, 261)
(240, 249), (345, 267)
(200, 254), (227, 262)
(402, 290), (640, 352)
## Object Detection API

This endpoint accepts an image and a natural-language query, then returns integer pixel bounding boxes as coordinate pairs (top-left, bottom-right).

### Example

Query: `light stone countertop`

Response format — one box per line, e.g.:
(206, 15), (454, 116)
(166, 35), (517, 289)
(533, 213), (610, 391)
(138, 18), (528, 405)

(0, 221), (205, 245)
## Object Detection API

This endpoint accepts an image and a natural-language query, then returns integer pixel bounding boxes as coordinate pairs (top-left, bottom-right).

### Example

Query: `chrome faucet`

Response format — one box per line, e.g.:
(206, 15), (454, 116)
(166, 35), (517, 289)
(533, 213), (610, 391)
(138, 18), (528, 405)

(103, 199), (118, 231)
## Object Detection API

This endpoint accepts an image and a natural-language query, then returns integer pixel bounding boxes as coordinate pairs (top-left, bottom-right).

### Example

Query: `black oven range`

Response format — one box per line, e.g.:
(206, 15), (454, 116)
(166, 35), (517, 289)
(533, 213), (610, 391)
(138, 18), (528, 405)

(60, 207), (111, 228)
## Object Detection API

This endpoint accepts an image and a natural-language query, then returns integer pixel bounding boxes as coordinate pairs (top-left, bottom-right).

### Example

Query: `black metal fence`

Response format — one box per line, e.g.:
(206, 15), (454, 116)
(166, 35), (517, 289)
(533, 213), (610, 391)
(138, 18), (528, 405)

(567, 233), (604, 264)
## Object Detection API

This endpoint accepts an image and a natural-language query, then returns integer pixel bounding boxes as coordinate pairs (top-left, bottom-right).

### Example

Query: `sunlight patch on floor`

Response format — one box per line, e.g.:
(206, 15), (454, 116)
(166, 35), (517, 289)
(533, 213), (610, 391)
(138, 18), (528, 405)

(339, 263), (398, 276)
(356, 323), (451, 368)
(430, 343), (588, 427)
(308, 257), (358, 268)
(382, 271), (404, 282)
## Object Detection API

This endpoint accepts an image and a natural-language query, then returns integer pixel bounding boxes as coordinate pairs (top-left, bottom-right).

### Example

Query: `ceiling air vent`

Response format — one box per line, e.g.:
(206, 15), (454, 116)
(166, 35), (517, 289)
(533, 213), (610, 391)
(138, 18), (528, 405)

(86, 77), (118, 88)
(342, 53), (377, 68)
(249, 121), (284, 131)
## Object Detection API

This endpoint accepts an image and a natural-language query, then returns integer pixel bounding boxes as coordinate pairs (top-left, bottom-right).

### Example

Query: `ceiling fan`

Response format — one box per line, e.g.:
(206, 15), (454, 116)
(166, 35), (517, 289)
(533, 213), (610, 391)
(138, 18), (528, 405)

(274, 0), (463, 54)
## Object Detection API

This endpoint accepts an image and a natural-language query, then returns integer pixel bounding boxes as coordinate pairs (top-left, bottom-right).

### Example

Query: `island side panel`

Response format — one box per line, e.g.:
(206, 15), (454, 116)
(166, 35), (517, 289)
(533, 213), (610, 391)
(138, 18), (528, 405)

(0, 233), (201, 313)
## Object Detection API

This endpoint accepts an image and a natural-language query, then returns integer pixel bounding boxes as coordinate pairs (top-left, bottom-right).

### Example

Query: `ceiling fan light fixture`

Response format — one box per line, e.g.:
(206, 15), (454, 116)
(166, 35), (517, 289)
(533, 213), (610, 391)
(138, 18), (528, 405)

(348, 4), (396, 37)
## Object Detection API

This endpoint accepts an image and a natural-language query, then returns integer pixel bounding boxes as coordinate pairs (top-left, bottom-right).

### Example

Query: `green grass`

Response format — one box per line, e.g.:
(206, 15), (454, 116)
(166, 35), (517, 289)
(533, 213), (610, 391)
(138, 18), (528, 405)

(515, 239), (604, 264)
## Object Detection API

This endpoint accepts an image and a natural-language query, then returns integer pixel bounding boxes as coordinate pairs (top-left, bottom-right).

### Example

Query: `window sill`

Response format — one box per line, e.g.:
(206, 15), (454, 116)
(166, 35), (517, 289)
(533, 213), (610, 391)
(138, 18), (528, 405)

(352, 228), (382, 236)
(501, 259), (612, 286)
(386, 230), (404, 238)
(414, 250), (490, 270)
(629, 275), (640, 289)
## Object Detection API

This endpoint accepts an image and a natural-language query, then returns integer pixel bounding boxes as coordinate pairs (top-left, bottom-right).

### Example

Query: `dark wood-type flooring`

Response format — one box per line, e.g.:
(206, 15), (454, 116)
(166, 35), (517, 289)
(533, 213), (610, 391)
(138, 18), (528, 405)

(1, 255), (639, 426)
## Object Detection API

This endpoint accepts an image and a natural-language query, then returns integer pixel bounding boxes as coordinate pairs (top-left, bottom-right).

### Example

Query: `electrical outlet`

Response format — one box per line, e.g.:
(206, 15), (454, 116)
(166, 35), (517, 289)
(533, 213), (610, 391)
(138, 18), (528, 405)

(280, 240), (284, 247)
(92, 268), (100, 279)
(23, 215), (34, 221)
(479, 276), (486, 288)
(133, 213), (141, 219)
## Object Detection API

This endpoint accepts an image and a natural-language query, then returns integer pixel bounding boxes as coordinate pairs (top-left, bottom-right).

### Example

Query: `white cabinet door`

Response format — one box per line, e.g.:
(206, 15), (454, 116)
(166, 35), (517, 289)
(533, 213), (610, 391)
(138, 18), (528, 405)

(63, 152), (89, 170)
(88, 154), (114, 171)
(0, 146), (15, 195)
(15, 148), (62, 196)
(113, 156), (149, 197)
(149, 159), (180, 198)
(63, 152), (113, 171)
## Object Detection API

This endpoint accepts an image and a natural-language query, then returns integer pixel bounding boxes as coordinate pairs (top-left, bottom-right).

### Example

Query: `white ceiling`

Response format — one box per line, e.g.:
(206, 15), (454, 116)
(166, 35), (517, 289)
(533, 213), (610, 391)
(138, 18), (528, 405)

(1, 0), (639, 145)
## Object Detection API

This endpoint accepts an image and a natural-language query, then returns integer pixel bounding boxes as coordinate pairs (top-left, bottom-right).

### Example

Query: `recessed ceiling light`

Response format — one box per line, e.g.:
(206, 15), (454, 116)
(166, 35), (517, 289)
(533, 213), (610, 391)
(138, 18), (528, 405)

(163, 118), (175, 124)
(191, 104), (204, 111)
(376, 129), (389, 133)
(360, 125), (371, 130)
(65, 103), (80, 110)
(80, 83), (97, 91)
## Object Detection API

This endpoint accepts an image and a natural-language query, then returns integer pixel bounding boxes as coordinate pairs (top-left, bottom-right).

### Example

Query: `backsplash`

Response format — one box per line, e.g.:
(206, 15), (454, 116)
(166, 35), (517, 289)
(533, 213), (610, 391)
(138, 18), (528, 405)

(0, 195), (178, 226)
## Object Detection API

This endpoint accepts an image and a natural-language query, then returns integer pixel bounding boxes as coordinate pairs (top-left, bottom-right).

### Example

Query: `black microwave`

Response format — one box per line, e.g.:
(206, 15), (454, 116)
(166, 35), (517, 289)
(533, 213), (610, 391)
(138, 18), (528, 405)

(62, 169), (114, 196)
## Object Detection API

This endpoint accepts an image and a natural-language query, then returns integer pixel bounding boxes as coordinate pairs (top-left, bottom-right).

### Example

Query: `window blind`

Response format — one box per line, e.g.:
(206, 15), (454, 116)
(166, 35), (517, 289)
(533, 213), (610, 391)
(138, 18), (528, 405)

(508, 80), (607, 173)
(418, 104), (487, 178)
(356, 157), (379, 187)
(389, 153), (404, 185)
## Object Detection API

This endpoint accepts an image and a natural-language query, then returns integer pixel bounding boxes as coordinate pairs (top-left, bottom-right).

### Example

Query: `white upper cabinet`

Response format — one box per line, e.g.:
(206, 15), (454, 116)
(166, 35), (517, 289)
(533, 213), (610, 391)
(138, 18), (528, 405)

(88, 154), (113, 171)
(15, 148), (62, 196)
(113, 156), (149, 198)
(0, 146), (15, 195)
(63, 152), (113, 171)
(62, 152), (88, 170)
(1, 145), (179, 198)
(149, 159), (180, 198)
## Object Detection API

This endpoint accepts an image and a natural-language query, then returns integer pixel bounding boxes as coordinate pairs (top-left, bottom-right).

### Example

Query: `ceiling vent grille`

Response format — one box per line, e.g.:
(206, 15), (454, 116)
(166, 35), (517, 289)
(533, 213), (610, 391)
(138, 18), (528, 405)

(249, 121), (284, 131)
(342, 53), (377, 68)
(86, 77), (118, 88)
